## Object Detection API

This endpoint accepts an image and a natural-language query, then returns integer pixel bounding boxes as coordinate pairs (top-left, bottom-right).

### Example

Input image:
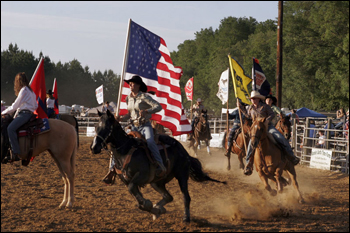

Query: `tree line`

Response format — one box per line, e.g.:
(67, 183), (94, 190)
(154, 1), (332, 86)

(1, 1), (348, 116)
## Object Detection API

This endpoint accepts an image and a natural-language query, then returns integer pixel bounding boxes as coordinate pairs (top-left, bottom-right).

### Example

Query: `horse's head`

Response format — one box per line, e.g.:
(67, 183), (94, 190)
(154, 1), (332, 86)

(199, 109), (208, 124)
(90, 109), (123, 154)
(277, 114), (291, 140)
(249, 117), (268, 149)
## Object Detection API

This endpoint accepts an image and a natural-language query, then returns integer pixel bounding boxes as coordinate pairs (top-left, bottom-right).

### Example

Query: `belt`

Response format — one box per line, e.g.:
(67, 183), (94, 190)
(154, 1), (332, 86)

(133, 119), (149, 127)
(19, 110), (33, 114)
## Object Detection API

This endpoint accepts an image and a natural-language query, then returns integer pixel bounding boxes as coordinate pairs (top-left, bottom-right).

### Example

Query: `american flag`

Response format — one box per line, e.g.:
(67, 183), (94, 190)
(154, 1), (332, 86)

(119, 20), (191, 136)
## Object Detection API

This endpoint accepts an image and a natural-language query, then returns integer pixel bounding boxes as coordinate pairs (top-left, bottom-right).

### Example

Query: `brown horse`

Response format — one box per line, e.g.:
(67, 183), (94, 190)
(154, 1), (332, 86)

(57, 114), (79, 147)
(222, 118), (252, 170)
(151, 120), (166, 135)
(248, 117), (304, 203)
(189, 110), (211, 157)
(223, 114), (291, 171)
(275, 113), (291, 140)
(1, 115), (78, 208)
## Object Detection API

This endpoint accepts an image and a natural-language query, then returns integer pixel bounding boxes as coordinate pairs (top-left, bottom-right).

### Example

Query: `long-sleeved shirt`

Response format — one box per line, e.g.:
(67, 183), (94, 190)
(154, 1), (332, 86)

(46, 98), (55, 108)
(239, 101), (275, 125)
(1, 86), (37, 117)
(121, 92), (162, 122)
(192, 103), (204, 117)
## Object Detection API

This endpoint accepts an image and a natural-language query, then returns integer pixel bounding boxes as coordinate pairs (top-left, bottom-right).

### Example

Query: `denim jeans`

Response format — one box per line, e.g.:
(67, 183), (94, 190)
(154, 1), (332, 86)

(246, 124), (294, 164)
(109, 121), (163, 170)
(7, 112), (32, 154)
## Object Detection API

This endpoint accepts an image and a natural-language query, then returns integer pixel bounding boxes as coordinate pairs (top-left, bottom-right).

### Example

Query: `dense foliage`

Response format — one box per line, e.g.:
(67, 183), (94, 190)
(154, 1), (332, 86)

(1, 1), (348, 115)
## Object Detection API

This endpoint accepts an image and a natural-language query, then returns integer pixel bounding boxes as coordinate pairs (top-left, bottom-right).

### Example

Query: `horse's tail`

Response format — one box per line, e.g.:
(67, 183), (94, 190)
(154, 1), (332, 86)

(188, 156), (227, 184)
(222, 132), (227, 148)
(73, 116), (79, 149)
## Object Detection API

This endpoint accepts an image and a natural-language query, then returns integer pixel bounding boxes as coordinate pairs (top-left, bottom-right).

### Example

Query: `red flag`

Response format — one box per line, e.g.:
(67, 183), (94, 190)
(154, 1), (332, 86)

(119, 20), (191, 136)
(185, 77), (193, 101)
(53, 78), (59, 115)
(29, 57), (47, 118)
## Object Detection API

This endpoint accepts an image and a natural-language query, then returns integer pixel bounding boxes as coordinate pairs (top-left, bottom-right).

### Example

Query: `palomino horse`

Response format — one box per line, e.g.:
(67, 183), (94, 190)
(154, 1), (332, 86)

(188, 109), (211, 157)
(223, 114), (291, 171)
(90, 110), (226, 222)
(248, 117), (304, 203)
(51, 114), (79, 147)
(1, 114), (78, 208)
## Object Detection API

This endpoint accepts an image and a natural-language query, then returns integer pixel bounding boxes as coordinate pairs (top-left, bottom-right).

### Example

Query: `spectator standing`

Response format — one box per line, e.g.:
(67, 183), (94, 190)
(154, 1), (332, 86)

(291, 109), (300, 124)
(315, 130), (326, 148)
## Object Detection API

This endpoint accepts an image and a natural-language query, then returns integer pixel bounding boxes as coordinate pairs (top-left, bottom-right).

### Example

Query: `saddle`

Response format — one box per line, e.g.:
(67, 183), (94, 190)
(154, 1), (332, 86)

(2, 114), (50, 166)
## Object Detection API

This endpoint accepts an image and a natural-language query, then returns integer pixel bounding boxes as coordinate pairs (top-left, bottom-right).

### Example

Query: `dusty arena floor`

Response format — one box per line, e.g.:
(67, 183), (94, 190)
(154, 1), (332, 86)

(1, 136), (349, 232)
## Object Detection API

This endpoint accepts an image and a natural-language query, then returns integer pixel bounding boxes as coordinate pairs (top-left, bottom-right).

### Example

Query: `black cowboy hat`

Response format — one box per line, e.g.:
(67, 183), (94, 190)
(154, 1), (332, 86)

(266, 94), (277, 105)
(125, 75), (147, 92)
(47, 89), (53, 95)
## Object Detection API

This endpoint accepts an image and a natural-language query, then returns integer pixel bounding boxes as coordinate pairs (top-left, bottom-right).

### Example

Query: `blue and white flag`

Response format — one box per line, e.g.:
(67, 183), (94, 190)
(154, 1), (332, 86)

(252, 58), (271, 96)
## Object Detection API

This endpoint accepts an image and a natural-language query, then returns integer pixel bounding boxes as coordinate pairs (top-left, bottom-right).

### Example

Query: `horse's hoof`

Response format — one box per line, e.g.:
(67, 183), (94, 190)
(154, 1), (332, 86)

(227, 166), (231, 171)
(152, 213), (160, 221)
(270, 189), (277, 196)
(183, 217), (190, 223)
(299, 198), (305, 204)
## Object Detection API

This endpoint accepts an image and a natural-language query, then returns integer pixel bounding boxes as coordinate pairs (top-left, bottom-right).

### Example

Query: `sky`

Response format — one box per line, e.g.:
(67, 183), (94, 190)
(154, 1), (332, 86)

(1, 1), (279, 74)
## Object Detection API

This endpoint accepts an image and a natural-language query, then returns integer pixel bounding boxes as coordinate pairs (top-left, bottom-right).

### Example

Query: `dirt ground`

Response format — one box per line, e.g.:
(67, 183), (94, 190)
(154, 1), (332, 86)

(1, 136), (349, 232)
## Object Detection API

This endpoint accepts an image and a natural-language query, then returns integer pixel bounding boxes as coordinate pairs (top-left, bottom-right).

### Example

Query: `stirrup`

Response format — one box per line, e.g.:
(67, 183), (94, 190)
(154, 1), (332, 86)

(102, 169), (117, 185)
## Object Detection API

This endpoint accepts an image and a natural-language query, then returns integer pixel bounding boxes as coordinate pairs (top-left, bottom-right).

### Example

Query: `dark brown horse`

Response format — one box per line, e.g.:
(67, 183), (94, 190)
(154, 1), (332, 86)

(90, 110), (226, 222)
(248, 117), (304, 203)
(223, 114), (291, 171)
(188, 110), (211, 157)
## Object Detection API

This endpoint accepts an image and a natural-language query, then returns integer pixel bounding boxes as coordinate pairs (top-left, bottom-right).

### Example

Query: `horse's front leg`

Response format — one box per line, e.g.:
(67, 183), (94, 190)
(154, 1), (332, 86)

(150, 182), (173, 220)
(128, 172), (153, 212)
(274, 167), (283, 193)
(257, 167), (277, 196)
(206, 139), (211, 155)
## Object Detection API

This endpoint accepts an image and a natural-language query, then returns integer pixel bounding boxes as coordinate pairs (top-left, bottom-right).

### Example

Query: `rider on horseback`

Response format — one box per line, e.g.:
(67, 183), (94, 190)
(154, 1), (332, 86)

(102, 75), (166, 184)
(238, 91), (300, 176)
(1, 72), (38, 162)
(265, 94), (282, 126)
(188, 98), (212, 140)
(224, 103), (248, 158)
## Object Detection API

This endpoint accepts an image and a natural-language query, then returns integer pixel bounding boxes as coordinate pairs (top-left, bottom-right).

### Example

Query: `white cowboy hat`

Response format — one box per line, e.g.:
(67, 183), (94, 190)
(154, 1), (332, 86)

(1, 100), (5, 104)
(196, 98), (202, 102)
(249, 91), (265, 100)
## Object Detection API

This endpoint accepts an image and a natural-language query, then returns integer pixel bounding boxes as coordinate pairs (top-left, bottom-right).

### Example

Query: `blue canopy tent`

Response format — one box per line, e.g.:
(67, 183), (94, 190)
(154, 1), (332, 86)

(287, 107), (327, 118)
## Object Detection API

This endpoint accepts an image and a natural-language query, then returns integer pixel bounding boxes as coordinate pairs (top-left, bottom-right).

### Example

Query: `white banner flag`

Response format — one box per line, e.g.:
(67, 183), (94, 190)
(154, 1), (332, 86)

(95, 85), (104, 104)
(216, 68), (229, 104)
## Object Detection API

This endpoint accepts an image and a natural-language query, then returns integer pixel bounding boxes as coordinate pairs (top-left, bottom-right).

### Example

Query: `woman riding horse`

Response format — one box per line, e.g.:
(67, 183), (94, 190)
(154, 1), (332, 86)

(102, 75), (166, 185)
(238, 91), (300, 175)
(1, 72), (38, 162)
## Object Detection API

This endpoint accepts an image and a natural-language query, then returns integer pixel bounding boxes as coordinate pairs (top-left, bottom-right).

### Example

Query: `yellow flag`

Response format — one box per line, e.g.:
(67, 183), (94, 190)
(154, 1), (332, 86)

(228, 55), (252, 105)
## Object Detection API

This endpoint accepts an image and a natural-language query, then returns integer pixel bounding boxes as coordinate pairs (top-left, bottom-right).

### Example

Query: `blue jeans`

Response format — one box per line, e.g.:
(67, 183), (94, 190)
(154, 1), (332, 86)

(246, 124), (294, 164)
(109, 121), (163, 170)
(228, 123), (241, 145)
(7, 112), (33, 154)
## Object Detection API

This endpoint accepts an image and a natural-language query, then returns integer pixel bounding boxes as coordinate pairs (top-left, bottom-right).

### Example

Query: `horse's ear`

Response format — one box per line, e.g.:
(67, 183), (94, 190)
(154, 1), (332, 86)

(97, 110), (102, 117)
(106, 109), (114, 118)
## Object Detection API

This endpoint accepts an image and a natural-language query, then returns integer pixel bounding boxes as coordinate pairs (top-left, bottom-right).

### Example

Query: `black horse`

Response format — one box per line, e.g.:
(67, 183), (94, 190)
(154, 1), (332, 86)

(90, 110), (226, 222)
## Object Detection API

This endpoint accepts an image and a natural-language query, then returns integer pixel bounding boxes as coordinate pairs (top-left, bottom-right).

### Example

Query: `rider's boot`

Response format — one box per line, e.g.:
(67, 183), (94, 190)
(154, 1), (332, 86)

(102, 168), (117, 185)
(287, 152), (300, 166)
(243, 160), (254, 176)
(224, 140), (233, 157)
(7, 149), (20, 162)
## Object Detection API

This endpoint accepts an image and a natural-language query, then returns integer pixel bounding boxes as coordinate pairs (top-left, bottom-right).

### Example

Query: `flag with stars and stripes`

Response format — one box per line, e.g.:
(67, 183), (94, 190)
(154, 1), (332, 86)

(118, 20), (191, 136)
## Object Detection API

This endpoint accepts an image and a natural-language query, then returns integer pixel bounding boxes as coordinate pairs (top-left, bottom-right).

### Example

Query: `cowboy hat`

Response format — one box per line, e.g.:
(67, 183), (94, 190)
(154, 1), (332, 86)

(1, 100), (5, 104)
(196, 98), (202, 102)
(266, 94), (277, 105)
(249, 90), (265, 100)
(125, 75), (147, 92)
(47, 89), (53, 95)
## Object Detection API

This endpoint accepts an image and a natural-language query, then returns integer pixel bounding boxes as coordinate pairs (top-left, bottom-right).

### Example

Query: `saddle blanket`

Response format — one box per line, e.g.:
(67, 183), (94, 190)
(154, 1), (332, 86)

(18, 118), (50, 137)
